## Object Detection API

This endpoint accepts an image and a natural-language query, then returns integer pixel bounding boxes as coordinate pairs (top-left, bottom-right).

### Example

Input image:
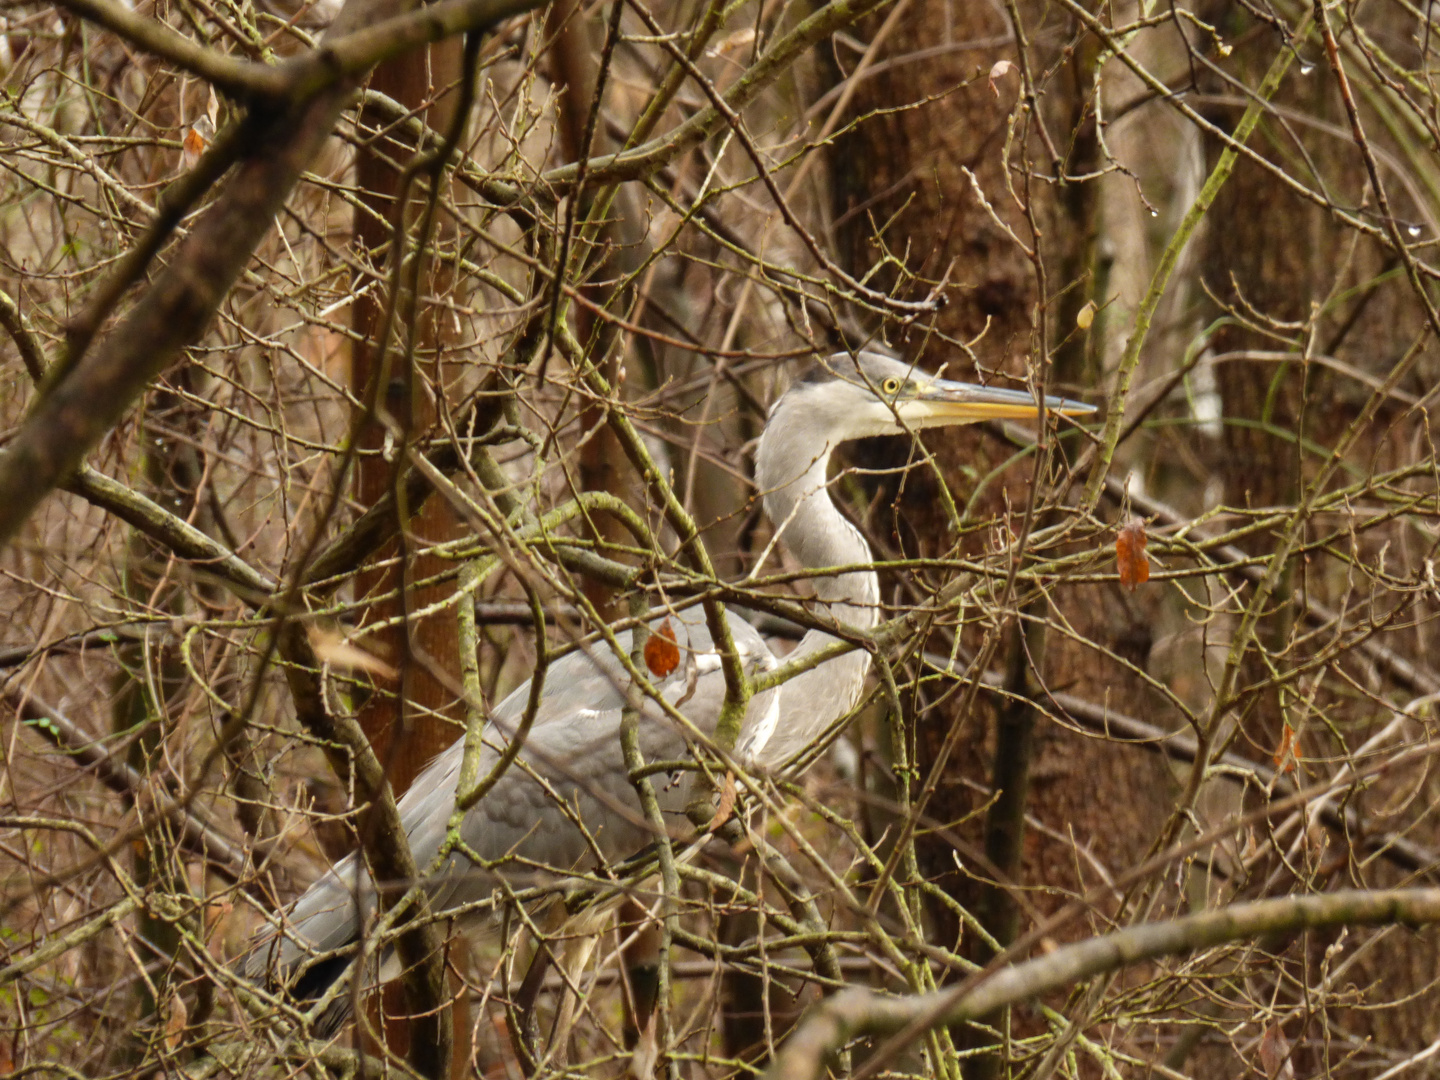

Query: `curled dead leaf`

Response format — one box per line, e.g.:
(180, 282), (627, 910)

(1258, 1023), (1294, 1080)
(1273, 721), (1298, 774)
(1116, 519), (1150, 591)
(708, 770), (738, 832)
(644, 619), (680, 678)
(1076, 299), (1097, 329)
(989, 59), (1017, 96)
(307, 626), (398, 680)
(163, 992), (188, 1052)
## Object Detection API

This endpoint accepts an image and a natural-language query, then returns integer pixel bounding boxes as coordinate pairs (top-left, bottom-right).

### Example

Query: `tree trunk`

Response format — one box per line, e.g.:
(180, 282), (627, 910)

(832, 3), (1176, 1070)
(350, 41), (469, 1074)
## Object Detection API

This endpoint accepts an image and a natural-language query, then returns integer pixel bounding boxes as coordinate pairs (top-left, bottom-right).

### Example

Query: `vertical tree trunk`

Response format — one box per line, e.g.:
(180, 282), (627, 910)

(350, 41), (470, 1073)
(546, 0), (646, 617)
(352, 47), (465, 796)
(832, 4), (1175, 1070)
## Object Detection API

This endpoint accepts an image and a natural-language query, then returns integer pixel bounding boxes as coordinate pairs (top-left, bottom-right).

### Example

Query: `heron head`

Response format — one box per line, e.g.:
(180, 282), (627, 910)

(789, 351), (1096, 441)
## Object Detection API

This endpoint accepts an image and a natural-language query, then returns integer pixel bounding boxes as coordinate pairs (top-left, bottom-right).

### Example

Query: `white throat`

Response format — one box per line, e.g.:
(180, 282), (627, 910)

(754, 397), (881, 631)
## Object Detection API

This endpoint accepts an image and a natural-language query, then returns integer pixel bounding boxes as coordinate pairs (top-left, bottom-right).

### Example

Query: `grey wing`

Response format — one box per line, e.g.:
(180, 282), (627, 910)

(253, 606), (779, 980)
(415, 605), (781, 906)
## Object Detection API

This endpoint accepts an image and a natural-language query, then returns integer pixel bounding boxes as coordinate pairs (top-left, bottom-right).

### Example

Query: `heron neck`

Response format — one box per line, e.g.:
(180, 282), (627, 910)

(755, 418), (880, 632)
(748, 398), (882, 767)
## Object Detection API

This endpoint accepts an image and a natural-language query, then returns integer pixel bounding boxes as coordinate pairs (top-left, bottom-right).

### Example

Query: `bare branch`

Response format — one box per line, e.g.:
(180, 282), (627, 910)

(771, 890), (1440, 1080)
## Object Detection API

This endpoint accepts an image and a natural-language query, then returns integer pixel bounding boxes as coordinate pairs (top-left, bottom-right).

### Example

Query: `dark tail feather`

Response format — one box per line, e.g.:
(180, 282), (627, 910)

(236, 931), (359, 1035)
(289, 951), (353, 1005)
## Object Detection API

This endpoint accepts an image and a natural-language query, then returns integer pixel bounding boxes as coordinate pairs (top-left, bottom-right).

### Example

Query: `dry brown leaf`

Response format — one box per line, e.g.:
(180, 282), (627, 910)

(989, 59), (1017, 95)
(644, 619), (680, 678)
(163, 993), (188, 1052)
(708, 770), (738, 832)
(1116, 519), (1150, 591)
(1273, 721), (1298, 773)
(307, 626), (398, 680)
(1258, 1023), (1294, 1080)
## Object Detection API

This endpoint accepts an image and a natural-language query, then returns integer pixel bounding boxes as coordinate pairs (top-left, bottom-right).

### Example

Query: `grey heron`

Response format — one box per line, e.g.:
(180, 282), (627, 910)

(243, 350), (1094, 1021)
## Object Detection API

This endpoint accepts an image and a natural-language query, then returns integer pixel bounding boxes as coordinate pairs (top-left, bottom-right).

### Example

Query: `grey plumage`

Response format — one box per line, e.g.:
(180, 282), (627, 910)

(242, 351), (1093, 1017)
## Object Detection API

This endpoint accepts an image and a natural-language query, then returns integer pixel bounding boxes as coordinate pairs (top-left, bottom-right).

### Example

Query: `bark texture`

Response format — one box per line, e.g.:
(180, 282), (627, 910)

(831, 2), (1176, 1052)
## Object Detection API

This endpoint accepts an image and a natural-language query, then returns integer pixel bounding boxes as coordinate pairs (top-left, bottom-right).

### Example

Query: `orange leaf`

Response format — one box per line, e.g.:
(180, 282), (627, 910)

(182, 125), (208, 169)
(1273, 722), (1298, 774)
(644, 619), (680, 678)
(1116, 519), (1150, 591)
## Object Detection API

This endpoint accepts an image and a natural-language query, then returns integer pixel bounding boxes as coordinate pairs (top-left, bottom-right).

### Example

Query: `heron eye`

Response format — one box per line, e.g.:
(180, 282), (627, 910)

(881, 377), (901, 395)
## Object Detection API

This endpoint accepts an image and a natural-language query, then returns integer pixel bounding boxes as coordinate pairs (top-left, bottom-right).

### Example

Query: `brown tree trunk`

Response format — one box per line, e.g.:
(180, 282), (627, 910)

(350, 41), (471, 1074)
(832, 3), (1175, 1069)
(546, 0), (646, 618)
(352, 48), (465, 795)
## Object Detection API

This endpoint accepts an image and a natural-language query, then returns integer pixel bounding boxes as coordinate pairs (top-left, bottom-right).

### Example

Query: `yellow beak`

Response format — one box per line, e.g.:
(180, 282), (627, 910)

(902, 379), (1096, 424)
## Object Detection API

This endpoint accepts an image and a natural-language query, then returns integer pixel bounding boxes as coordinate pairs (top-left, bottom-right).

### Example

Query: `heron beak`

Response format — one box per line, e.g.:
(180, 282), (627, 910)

(901, 379), (1097, 425)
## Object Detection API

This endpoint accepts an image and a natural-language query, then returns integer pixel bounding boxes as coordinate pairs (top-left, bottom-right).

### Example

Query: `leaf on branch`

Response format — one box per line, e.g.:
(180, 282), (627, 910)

(644, 619), (680, 678)
(1273, 722), (1299, 774)
(1258, 1023), (1294, 1080)
(182, 89), (218, 170)
(708, 770), (738, 832)
(182, 122), (211, 171)
(989, 59), (1017, 96)
(1116, 519), (1150, 591)
(307, 626), (398, 681)
(162, 992), (188, 1051)
(1077, 299), (1097, 329)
